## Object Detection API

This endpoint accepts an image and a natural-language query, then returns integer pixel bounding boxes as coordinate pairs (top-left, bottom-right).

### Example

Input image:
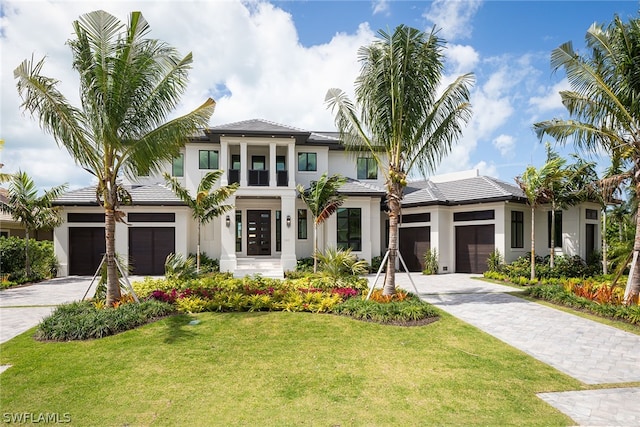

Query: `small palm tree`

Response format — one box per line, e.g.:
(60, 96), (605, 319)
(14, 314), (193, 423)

(297, 173), (347, 273)
(0, 171), (67, 277)
(326, 25), (473, 295)
(164, 171), (238, 272)
(14, 10), (215, 305)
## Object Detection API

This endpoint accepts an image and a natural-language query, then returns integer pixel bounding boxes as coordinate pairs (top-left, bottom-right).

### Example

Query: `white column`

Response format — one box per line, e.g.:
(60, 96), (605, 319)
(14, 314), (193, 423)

(269, 142), (277, 188)
(220, 140), (228, 186)
(280, 193), (297, 271)
(240, 142), (248, 187)
(288, 142), (296, 188)
(219, 196), (237, 273)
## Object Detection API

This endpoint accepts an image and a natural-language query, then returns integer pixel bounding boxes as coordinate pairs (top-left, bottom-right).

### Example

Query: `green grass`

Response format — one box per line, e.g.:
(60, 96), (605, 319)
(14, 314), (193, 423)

(1, 311), (582, 426)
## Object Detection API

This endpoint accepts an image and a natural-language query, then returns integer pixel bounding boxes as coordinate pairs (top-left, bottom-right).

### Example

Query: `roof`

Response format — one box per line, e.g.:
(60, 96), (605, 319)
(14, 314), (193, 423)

(54, 184), (185, 207)
(402, 175), (526, 207)
(338, 178), (386, 196)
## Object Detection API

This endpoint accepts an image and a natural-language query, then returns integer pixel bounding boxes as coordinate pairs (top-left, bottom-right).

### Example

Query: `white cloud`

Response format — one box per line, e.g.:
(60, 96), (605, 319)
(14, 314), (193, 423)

(493, 134), (515, 158)
(529, 78), (570, 113)
(0, 1), (376, 190)
(446, 44), (479, 74)
(473, 160), (498, 178)
(423, 0), (483, 41)
(372, 0), (390, 16)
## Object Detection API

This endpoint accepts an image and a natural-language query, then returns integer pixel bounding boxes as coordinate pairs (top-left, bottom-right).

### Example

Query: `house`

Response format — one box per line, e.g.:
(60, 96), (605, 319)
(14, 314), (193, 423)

(0, 188), (53, 241)
(51, 119), (602, 277)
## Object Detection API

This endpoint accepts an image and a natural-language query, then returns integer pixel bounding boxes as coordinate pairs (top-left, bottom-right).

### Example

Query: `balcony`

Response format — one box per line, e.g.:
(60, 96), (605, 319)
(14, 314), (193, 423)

(228, 169), (289, 187)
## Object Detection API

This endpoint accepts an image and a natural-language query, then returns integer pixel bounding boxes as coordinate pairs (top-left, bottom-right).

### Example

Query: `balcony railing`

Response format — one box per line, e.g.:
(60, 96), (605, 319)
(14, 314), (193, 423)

(277, 170), (288, 187)
(249, 169), (269, 186)
(229, 169), (240, 185)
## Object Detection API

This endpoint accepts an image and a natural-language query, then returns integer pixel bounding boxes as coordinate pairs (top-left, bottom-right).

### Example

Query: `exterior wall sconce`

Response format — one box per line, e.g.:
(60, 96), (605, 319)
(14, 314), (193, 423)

(226, 215), (231, 227)
(286, 215), (291, 227)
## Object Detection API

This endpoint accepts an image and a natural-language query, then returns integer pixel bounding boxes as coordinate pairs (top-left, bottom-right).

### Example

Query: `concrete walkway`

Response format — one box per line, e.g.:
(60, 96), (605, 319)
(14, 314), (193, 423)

(382, 272), (640, 426)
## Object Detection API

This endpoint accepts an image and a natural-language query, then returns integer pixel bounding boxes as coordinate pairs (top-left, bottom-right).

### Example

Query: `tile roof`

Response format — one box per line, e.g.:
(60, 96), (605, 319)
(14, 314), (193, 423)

(402, 175), (526, 207)
(54, 184), (184, 206)
(207, 119), (310, 135)
(338, 178), (386, 196)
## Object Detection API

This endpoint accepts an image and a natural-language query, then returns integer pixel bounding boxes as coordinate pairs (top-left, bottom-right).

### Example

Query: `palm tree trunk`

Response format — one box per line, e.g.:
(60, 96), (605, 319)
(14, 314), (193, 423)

(550, 206), (555, 268)
(313, 222), (318, 273)
(383, 188), (401, 296)
(530, 206), (536, 281)
(624, 196), (640, 301)
(24, 228), (31, 278)
(104, 206), (120, 306)
(602, 209), (608, 275)
(196, 220), (201, 273)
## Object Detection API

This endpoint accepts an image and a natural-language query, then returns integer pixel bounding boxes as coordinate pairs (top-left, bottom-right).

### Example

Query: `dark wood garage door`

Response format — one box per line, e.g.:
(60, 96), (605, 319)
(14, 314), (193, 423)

(129, 227), (175, 275)
(69, 227), (105, 275)
(455, 225), (495, 273)
(399, 226), (431, 272)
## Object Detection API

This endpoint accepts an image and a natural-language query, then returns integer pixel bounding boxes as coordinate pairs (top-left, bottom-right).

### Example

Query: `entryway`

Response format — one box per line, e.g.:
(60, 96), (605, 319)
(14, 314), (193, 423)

(247, 210), (271, 256)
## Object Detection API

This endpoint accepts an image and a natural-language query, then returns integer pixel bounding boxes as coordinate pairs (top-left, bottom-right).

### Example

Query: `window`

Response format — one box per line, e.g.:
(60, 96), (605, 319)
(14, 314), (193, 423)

(586, 209), (598, 220)
(298, 152), (317, 171)
(252, 156), (266, 170)
(547, 210), (563, 248)
(276, 156), (286, 171)
(454, 210), (495, 221)
(297, 209), (308, 239)
(231, 154), (241, 170)
(337, 208), (362, 251)
(357, 157), (377, 180)
(199, 150), (219, 169)
(128, 213), (175, 223)
(172, 154), (184, 177)
(276, 210), (282, 252)
(402, 213), (431, 224)
(511, 211), (524, 248)
(235, 212), (242, 252)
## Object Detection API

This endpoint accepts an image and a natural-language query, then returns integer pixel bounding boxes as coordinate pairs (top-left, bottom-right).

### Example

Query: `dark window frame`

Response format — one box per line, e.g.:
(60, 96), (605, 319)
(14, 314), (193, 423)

(128, 213), (175, 223)
(586, 209), (598, 220)
(357, 157), (378, 180)
(453, 210), (495, 222)
(199, 150), (219, 170)
(511, 210), (524, 248)
(547, 210), (563, 248)
(337, 208), (362, 251)
(297, 152), (317, 172)
(297, 209), (308, 239)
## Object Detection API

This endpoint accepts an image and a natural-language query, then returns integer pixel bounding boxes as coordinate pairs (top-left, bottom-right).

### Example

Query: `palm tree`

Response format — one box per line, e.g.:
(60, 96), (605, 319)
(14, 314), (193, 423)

(14, 10), (215, 305)
(0, 171), (67, 277)
(164, 171), (238, 272)
(515, 157), (564, 280)
(296, 173), (347, 273)
(533, 14), (640, 301)
(325, 25), (473, 295)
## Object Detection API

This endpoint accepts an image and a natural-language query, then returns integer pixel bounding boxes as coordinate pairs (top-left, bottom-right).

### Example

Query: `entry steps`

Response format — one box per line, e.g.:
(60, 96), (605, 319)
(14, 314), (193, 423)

(233, 257), (284, 279)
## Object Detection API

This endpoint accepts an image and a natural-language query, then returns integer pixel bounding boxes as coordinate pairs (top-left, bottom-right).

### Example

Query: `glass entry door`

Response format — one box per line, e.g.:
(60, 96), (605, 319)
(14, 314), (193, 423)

(247, 210), (271, 255)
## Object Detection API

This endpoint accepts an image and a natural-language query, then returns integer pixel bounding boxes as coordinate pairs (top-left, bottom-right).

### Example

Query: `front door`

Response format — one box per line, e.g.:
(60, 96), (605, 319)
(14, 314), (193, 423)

(247, 210), (271, 255)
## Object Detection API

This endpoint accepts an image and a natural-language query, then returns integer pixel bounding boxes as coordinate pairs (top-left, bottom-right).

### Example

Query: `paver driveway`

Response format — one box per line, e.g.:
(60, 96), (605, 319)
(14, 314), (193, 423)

(378, 272), (640, 426)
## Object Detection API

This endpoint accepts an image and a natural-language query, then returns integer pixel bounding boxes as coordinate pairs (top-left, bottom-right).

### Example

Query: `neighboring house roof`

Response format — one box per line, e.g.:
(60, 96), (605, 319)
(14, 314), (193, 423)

(53, 184), (185, 206)
(402, 175), (526, 207)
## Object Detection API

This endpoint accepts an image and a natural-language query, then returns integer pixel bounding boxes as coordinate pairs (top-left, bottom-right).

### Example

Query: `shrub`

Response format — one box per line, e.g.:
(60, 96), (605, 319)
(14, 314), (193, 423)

(422, 248), (438, 275)
(369, 255), (383, 273)
(487, 249), (503, 272)
(35, 300), (175, 341)
(333, 294), (438, 324)
(317, 247), (368, 278)
(0, 236), (58, 284)
(165, 253), (197, 280)
(296, 257), (314, 272)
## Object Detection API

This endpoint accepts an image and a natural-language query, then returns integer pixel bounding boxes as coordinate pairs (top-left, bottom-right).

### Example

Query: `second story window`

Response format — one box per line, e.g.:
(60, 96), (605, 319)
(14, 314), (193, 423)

(199, 150), (219, 169)
(172, 154), (184, 177)
(357, 157), (377, 180)
(298, 152), (317, 172)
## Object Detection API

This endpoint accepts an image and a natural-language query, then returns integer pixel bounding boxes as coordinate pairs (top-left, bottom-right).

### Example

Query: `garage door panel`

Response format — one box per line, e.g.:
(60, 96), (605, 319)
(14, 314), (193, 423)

(69, 227), (105, 276)
(456, 225), (494, 274)
(129, 227), (175, 275)
(399, 226), (430, 272)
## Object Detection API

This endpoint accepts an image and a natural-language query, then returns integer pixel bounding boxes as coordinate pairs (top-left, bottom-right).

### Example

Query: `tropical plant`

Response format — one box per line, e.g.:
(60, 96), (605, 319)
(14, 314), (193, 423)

(515, 156), (565, 280)
(164, 253), (197, 281)
(422, 248), (439, 275)
(0, 171), (66, 277)
(487, 249), (503, 273)
(534, 14), (640, 302)
(164, 170), (238, 272)
(316, 246), (368, 279)
(296, 173), (347, 272)
(326, 25), (473, 295)
(14, 11), (215, 305)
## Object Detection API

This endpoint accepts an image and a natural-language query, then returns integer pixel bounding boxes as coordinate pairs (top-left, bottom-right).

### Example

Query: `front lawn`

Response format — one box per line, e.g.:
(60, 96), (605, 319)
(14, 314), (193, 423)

(0, 311), (582, 426)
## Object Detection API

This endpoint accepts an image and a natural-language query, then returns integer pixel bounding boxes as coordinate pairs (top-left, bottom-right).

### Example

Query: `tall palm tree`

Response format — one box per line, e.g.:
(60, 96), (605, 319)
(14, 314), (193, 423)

(326, 25), (473, 295)
(296, 173), (347, 273)
(0, 171), (67, 277)
(533, 14), (640, 301)
(515, 157), (564, 280)
(14, 10), (215, 305)
(164, 171), (238, 272)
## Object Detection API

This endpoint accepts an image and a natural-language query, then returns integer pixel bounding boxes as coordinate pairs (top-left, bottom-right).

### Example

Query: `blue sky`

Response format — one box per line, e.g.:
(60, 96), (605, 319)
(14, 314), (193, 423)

(1, 0), (639, 192)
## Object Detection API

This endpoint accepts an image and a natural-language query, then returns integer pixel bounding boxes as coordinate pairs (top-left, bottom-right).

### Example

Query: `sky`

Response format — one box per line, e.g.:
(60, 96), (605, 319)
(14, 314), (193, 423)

(1, 0), (639, 192)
